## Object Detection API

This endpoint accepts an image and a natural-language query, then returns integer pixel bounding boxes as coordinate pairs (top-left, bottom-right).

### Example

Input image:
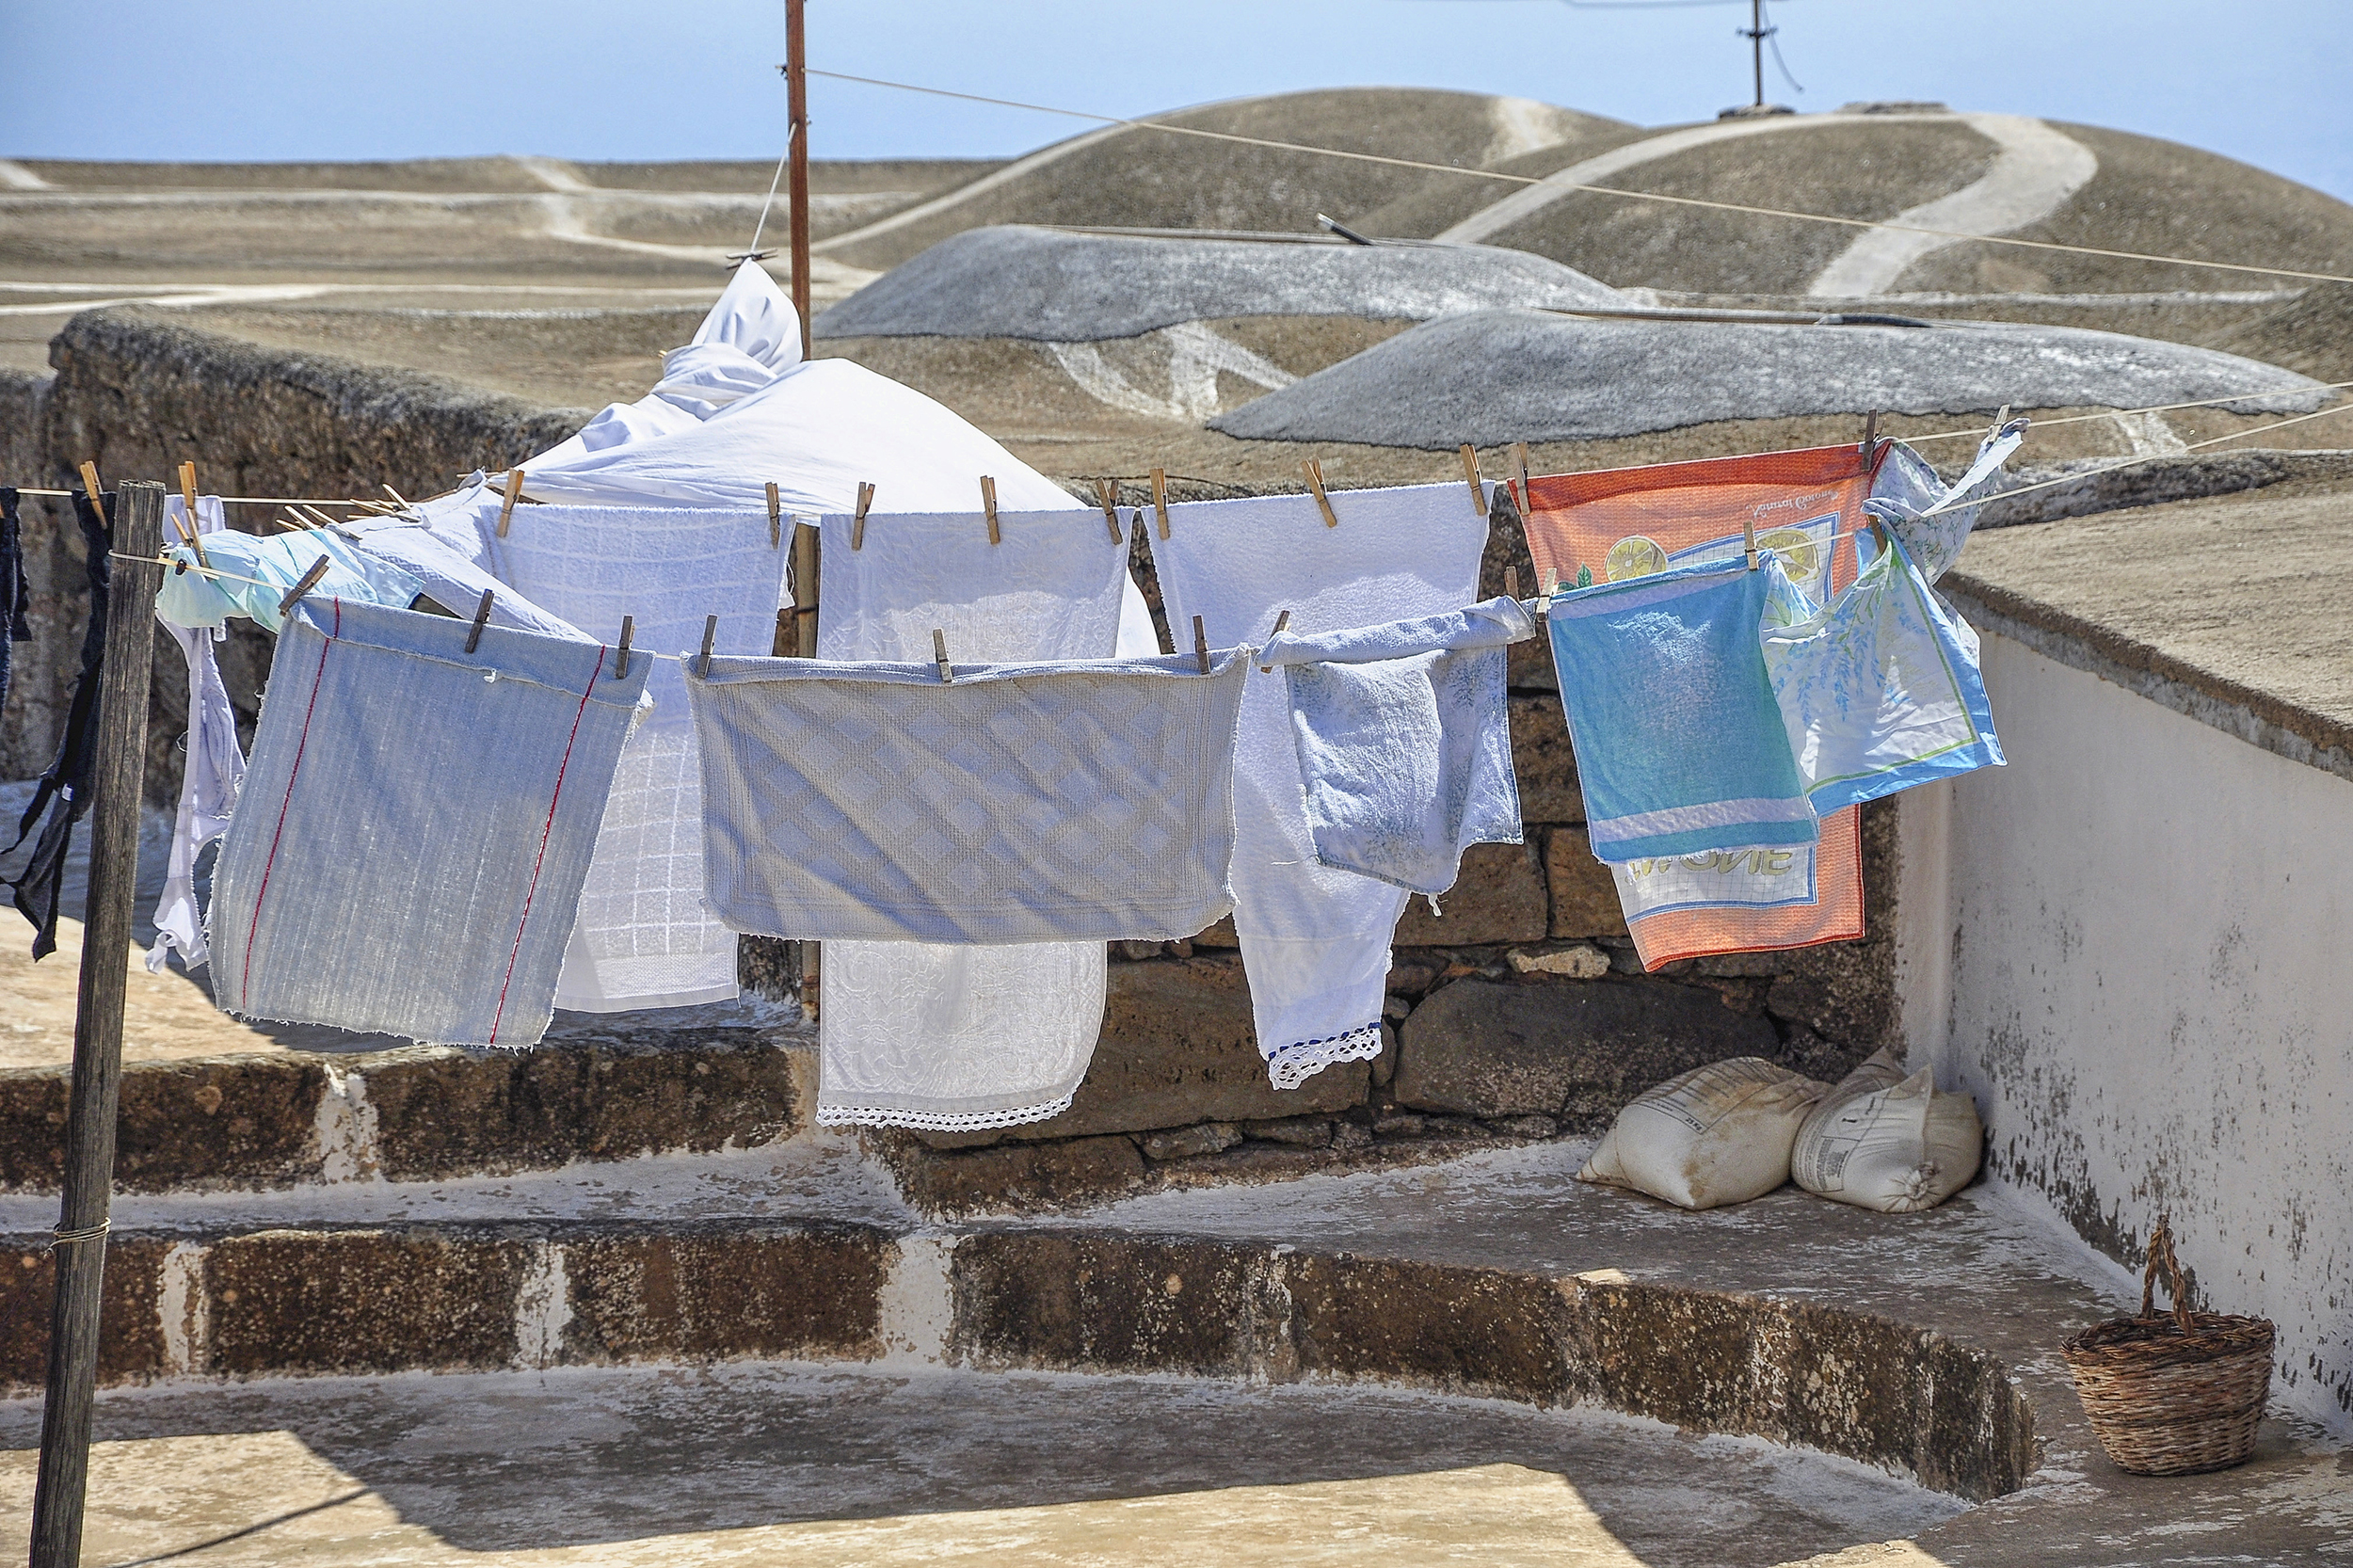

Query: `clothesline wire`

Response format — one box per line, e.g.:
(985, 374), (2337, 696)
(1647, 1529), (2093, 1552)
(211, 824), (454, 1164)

(1884, 379), (2353, 445)
(1915, 397), (2353, 516)
(13, 489), (377, 507)
(744, 119), (801, 258)
(806, 67), (2353, 291)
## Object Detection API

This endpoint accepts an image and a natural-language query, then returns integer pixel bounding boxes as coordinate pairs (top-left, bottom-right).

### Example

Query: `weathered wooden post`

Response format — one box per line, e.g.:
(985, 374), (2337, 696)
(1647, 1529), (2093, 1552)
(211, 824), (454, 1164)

(784, 0), (812, 357)
(28, 479), (164, 1568)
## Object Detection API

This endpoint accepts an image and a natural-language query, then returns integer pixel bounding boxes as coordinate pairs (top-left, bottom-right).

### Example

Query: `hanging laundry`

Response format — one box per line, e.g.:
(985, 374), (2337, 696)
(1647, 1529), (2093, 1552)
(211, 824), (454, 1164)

(1257, 596), (1531, 899)
(1521, 445), (1883, 966)
(810, 504), (1133, 1133)
(688, 648), (1246, 943)
(7, 490), (110, 960)
(156, 525), (423, 632)
(1154, 482), (1487, 1090)
(0, 488), (28, 720)
(1762, 527), (2004, 814)
(491, 504), (787, 1013)
(1547, 556), (1817, 863)
(336, 498), (589, 644)
(1865, 420), (2028, 584)
(208, 599), (646, 1048)
(147, 495), (246, 972)
(1610, 808), (1864, 971)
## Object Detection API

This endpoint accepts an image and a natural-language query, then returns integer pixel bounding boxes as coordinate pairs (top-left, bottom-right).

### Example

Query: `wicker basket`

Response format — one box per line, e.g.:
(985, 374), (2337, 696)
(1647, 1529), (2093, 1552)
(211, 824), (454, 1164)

(2062, 1215), (2275, 1476)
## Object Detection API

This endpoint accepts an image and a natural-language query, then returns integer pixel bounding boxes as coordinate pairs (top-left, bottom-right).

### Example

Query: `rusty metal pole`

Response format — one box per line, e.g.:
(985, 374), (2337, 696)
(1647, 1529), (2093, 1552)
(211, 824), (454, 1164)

(785, 0), (812, 358)
(28, 480), (165, 1568)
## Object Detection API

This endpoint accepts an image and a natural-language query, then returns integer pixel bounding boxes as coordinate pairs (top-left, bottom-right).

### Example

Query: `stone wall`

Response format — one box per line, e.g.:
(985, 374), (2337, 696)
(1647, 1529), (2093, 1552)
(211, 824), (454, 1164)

(5, 308), (1902, 1208)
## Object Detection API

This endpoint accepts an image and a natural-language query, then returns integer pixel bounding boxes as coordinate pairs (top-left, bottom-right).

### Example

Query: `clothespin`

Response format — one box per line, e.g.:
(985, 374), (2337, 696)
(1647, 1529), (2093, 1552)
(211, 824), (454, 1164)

(465, 588), (495, 654)
(766, 481), (782, 549)
(851, 482), (875, 551)
(1504, 566), (1519, 602)
(1301, 458), (1338, 528)
(276, 555), (333, 617)
(495, 469), (524, 538)
(173, 459), (210, 567)
(1258, 609), (1291, 674)
(1990, 403), (2012, 440)
(1537, 567), (1558, 616)
(697, 614), (718, 677)
(380, 483), (408, 506)
(980, 475), (1000, 545)
(1513, 441), (1531, 513)
(1192, 614), (1210, 675)
(1150, 468), (1170, 540)
(1459, 444), (1484, 515)
(1094, 478), (1122, 544)
(1861, 409), (1880, 467)
(932, 628), (953, 683)
(77, 461), (106, 526)
(1743, 509), (1759, 570)
(296, 504), (343, 532)
(615, 616), (634, 679)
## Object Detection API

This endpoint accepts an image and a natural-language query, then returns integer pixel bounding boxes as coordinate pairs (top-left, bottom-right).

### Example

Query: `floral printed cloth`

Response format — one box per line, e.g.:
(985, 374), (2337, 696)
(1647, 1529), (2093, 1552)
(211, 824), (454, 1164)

(1258, 597), (1533, 899)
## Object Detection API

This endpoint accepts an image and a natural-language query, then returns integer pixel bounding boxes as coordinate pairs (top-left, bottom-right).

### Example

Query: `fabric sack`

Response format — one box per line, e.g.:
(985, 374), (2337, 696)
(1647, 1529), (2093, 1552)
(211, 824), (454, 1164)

(1791, 1047), (1984, 1212)
(1577, 1056), (1828, 1210)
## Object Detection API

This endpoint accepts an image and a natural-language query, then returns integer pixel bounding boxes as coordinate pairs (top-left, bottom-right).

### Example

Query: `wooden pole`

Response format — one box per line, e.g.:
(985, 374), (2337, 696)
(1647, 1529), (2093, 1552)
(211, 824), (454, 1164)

(785, 0), (812, 359)
(28, 481), (165, 1568)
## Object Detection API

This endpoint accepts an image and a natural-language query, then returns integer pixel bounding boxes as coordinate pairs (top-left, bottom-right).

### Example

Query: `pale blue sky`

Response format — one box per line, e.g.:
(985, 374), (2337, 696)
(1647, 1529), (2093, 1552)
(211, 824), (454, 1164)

(5, 1), (2347, 200)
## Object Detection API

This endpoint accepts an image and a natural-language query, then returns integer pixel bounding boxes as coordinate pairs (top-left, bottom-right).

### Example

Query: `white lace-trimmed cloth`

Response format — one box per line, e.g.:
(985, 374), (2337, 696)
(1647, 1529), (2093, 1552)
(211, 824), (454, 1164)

(489, 504), (788, 1012)
(687, 648), (1246, 942)
(808, 505), (1133, 1131)
(148, 494), (244, 972)
(1153, 483), (1488, 1088)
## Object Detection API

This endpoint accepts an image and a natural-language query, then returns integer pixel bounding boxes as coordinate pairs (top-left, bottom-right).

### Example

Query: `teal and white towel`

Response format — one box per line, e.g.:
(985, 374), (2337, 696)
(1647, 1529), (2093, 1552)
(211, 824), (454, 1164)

(157, 525), (424, 632)
(1547, 557), (1818, 864)
(1259, 596), (1532, 899)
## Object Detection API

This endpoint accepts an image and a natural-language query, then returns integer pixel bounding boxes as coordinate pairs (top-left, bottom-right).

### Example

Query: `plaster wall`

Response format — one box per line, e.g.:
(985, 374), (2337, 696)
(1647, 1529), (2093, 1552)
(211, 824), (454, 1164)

(1897, 631), (2353, 1429)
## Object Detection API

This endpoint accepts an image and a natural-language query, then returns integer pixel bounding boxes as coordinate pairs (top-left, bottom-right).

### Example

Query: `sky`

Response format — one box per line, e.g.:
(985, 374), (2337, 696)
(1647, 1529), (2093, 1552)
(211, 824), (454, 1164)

(4, 0), (2349, 201)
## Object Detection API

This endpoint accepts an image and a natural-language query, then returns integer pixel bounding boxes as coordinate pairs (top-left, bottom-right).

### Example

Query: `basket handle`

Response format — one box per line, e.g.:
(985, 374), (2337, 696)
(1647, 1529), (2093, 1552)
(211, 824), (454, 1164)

(2138, 1214), (2196, 1336)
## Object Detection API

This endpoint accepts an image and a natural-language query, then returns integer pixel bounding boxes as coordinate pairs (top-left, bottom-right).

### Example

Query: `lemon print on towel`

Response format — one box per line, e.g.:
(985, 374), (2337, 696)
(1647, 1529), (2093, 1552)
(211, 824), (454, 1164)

(1603, 536), (1669, 582)
(1756, 527), (1819, 584)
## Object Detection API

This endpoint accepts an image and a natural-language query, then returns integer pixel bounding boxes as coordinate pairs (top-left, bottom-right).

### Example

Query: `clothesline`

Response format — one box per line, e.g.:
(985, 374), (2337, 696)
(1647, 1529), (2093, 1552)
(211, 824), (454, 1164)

(15, 488), (380, 507)
(806, 67), (2353, 291)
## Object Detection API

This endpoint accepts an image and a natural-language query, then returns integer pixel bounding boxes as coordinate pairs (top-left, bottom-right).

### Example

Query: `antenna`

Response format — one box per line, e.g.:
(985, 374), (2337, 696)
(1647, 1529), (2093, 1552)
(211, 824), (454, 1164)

(1742, 0), (1768, 108)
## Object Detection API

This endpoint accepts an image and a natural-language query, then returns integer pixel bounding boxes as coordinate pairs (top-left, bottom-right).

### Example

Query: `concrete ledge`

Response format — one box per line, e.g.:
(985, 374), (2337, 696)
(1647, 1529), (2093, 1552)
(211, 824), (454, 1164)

(0, 1217), (2032, 1502)
(0, 1033), (813, 1194)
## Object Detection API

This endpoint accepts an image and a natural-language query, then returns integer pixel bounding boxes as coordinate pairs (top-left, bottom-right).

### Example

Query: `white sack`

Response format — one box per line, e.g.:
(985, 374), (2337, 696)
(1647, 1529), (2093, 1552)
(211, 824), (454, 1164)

(1577, 1056), (1826, 1210)
(1790, 1047), (1983, 1213)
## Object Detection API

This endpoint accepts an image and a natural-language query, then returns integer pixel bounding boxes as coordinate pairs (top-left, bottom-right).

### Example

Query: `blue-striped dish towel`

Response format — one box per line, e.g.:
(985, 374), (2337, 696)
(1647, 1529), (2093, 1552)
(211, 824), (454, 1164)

(1547, 557), (1817, 863)
(208, 599), (646, 1048)
(1258, 596), (1532, 898)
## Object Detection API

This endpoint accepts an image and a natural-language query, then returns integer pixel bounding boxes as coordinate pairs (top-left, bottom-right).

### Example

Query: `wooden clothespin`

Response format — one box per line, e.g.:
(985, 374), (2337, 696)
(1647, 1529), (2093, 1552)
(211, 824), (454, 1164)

(1860, 409), (1880, 467)
(1150, 468), (1170, 540)
(1094, 478), (1122, 544)
(296, 504), (343, 532)
(495, 469), (524, 538)
(1743, 509), (1759, 570)
(1537, 567), (1559, 616)
(1301, 458), (1338, 528)
(1258, 608), (1291, 674)
(697, 614), (718, 677)
(615, 616), (634, 679)
(1513, 441), (1531, 513)
(1192, 614), (1210, 675)
(1459, 444), (1484, 515)
(932, 628), (952, 684)
(1504, 565), (1519, 602)
(77, 461), (106, 526)
(766, 481), (782, 549)
(465, 588), (495, 654)
(173, 459), (210, 566)
(852, 482), (875, 551)
(1989, 403), (2012, 440)
(980, 475), (1000, 545)
(380, 483), (408, 507)
(276, 555), (333, 618)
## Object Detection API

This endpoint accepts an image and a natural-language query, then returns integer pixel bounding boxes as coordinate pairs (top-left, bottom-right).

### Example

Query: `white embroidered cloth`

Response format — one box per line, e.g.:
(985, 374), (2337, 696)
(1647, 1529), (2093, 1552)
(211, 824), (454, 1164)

(1153, 483), (1488, 1088)
(490, 504), (787, 1012)
(688, 648), (1245, 942)
(148, 494), (245, 972)
(810, 506), (1132, 1130)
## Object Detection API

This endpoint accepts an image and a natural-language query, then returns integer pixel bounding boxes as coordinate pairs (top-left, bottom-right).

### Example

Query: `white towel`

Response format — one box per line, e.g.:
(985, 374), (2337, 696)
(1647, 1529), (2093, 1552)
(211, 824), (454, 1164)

(147, 494), (245, 972)
(490, 504), (788, 1012)
(809, 504), (1133, 1131)
(688, 648), (1245, 942)
(1153, 483), (1488, 1088)
(1258, 596), (1531, 900)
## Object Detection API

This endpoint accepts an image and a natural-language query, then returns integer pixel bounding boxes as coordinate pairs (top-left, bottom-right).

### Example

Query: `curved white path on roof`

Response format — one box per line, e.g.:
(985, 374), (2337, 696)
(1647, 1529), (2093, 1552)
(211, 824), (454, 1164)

(812, 123), (1129, 256)
(1436, 112), (2097, 296)
(1806, 116), (2097, 296)
(0, 160), (52, 190)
